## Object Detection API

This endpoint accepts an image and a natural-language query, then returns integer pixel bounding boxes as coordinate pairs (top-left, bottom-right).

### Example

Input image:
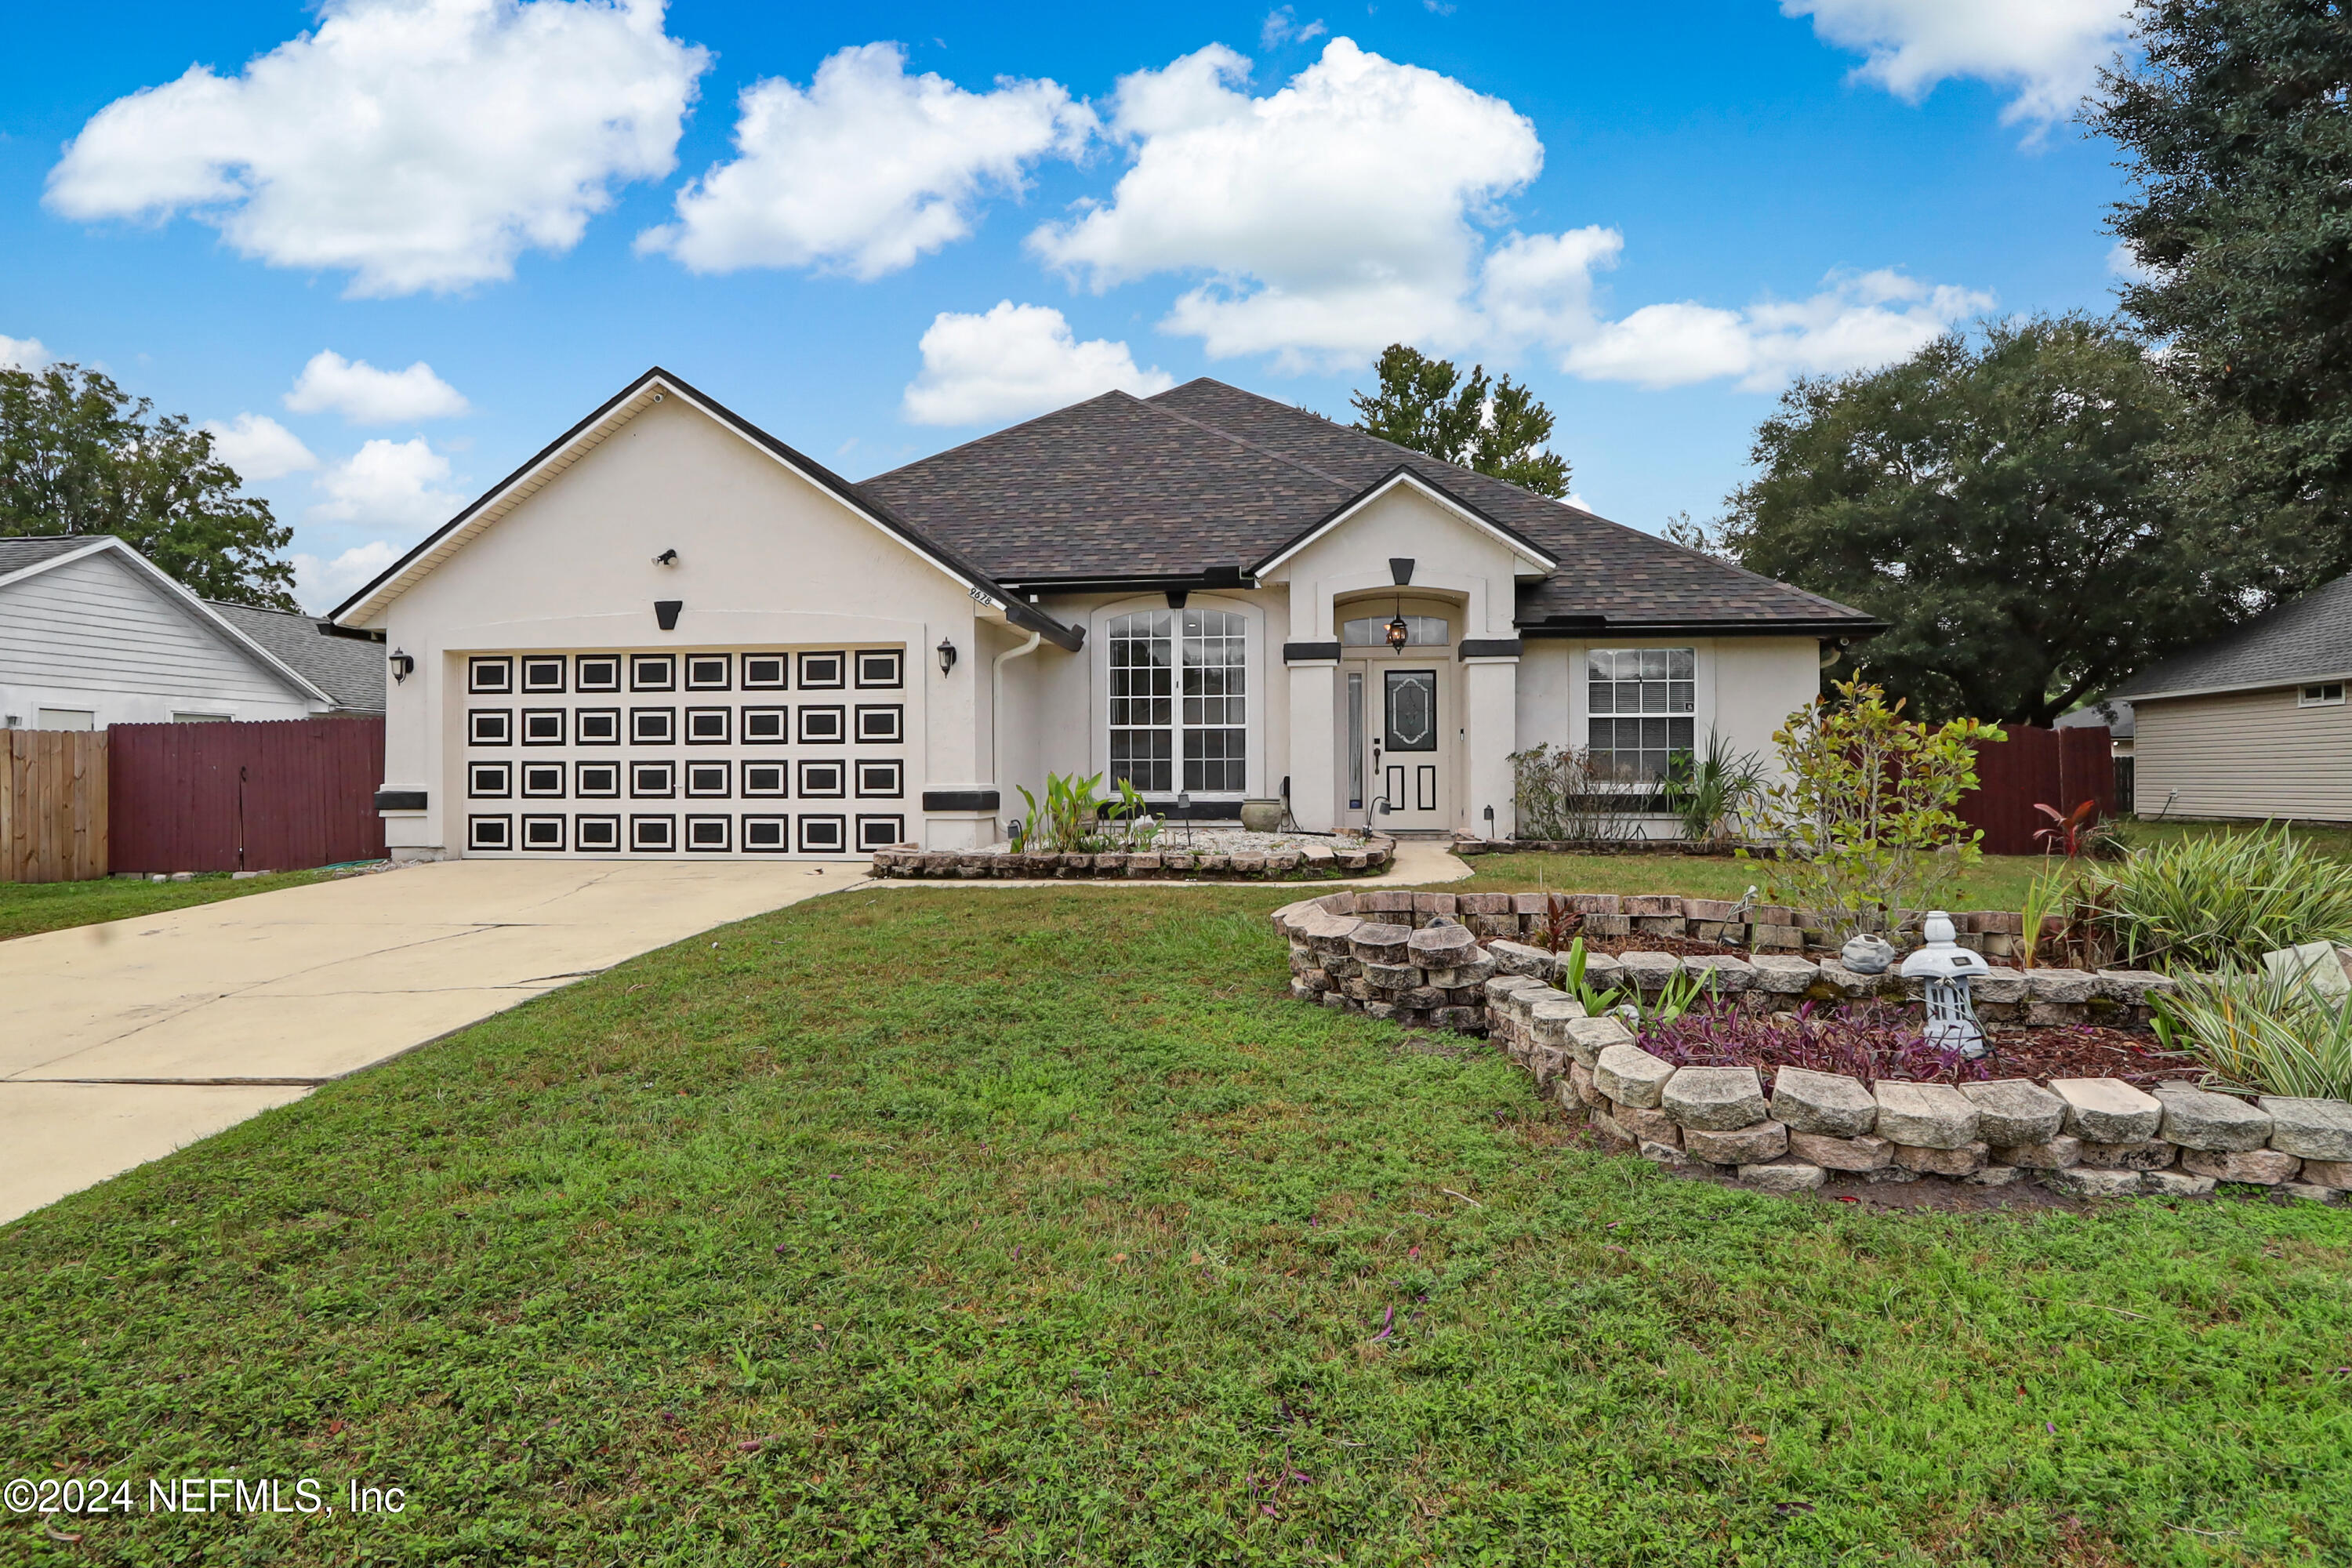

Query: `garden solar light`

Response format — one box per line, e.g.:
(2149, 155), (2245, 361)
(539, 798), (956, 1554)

(1900, 910), (1991, 1060)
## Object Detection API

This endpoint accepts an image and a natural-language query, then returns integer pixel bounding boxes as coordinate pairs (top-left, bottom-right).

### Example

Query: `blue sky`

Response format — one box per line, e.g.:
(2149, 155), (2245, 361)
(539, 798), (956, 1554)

(0, 1), (2139, 610)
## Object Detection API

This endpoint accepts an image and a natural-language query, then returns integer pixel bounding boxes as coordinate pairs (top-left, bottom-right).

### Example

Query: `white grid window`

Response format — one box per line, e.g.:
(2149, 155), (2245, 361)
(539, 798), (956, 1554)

(1108, 608), (1248, 795)
(1588, 647), (1695, 783)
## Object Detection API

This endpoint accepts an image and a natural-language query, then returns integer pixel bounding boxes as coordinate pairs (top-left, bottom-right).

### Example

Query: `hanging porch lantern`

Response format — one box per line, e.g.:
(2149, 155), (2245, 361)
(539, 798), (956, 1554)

(1899, 909), (1991, 1060)
(1385, 608), (1410, 652)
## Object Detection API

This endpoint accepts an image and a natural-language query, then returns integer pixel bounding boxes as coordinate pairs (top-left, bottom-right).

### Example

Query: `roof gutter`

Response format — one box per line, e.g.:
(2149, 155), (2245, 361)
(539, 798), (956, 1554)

(1516, 616), (1888, 639)
(1001, 565), (1258, 597)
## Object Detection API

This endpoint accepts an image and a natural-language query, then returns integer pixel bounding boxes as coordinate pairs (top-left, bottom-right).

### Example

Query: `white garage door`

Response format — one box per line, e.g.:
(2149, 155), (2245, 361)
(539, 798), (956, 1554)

(459, 646), (909, 859)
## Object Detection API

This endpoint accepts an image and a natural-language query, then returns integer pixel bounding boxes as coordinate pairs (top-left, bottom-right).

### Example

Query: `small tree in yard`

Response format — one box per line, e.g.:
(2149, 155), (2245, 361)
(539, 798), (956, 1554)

(1744, 680), (2002, 941)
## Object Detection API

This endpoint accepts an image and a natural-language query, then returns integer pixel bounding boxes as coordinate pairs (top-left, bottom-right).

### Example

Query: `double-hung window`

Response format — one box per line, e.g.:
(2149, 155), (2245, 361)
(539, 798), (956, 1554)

(1588, 648), (1694, 783)
(1108, 608), (1248, 794)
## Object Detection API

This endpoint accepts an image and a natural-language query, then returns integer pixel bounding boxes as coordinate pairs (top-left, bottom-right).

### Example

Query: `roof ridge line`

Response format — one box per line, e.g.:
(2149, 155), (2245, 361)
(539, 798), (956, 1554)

(1130, 391), (1359, 492)
(858, 389), (1154, 486)
(1157, 379), (1617, 522)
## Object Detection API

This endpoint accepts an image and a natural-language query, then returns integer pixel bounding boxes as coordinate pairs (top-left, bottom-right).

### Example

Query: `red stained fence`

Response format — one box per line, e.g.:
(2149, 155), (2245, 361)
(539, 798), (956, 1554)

(109, 718), (385, 874)
(1959, 725), (2116, 856)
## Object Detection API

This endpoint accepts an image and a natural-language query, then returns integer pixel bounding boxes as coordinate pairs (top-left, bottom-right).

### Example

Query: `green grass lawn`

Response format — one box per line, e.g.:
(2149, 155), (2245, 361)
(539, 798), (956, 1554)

(5, 886), (2347, 1565)
(0, 869), (337, 942)
(2115, 818), (2352, 861)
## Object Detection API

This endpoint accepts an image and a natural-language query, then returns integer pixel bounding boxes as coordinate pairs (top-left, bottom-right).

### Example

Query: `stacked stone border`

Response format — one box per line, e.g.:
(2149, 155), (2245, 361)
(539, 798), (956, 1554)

(1271, 890), (2352, 1205)
(870, 834), (1396, 881)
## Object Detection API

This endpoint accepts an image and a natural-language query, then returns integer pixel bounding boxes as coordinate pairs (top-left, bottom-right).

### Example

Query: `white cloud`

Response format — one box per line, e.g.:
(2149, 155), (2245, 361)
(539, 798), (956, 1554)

(201, 412), (318, 480)
(1261, 8), (1327, 47)
(1023, 37), (1990, 393)
(0, 336), (51, 371)
(45, 0), (710, 297)
(638, 42), (1093, 278)
(902, 302), (1174, 426)
(309, 437), (463, 528)
(1784, 0), (2132, 128)
(285, 350), (470, 424)
(291, 540), (401, 613)
(1033, 38), (1543, 369)
(1560, 268), (1993, 390)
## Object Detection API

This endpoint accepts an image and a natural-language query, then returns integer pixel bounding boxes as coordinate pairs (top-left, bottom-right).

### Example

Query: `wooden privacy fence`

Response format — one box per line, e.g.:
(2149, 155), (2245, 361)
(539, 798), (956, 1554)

(109, 718), (385, 875)
(1959, 724), (2117, 856)
(2, 730), (109, 883)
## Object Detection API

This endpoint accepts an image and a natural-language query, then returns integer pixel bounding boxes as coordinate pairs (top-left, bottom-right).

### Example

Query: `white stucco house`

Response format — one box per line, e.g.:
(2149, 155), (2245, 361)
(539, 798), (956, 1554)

(2, 533), (382, 731)
(328, 368), (1878, 862)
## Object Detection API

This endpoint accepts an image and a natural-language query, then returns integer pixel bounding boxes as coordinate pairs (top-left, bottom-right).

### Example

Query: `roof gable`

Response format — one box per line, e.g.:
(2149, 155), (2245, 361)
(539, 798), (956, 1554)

(0, 535), (332, 705)
(1250, 466), (1559, 578)
(328, 368), (1080, 649)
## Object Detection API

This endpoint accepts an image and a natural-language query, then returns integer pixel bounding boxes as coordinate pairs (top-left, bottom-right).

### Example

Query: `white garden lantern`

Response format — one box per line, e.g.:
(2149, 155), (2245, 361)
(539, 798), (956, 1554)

(1900, 910), (1991, 1060)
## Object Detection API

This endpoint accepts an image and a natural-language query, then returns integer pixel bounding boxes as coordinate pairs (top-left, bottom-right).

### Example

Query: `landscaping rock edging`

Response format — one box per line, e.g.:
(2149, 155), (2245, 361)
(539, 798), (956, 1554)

(870, 835), (1396, 881)
(1269, 890), (2352, 1206)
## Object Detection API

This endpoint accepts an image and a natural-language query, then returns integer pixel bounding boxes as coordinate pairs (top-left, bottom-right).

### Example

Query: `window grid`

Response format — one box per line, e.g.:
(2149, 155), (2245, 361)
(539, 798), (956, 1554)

(1587, 647), (1695, 784)
(1108, 608), (1247, 796)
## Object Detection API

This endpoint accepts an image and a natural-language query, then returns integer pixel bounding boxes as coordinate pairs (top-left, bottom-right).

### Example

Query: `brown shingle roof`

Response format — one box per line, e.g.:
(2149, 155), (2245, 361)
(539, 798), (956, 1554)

(858, 378), (1878, 635)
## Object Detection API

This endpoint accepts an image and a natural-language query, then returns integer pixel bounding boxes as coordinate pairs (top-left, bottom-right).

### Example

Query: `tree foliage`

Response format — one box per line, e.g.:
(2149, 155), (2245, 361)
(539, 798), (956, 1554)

(1743, 680), (2003, 942)
(2090, 0), (2352, 597)
(1348, 344), (1571, 497)
(1719, 315), (2225, 725)
(0, 362), (296, 608)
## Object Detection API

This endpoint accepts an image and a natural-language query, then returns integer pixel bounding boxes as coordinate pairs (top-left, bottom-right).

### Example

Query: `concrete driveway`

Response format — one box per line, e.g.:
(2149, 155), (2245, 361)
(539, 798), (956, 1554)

(1, 859), (845, 1226)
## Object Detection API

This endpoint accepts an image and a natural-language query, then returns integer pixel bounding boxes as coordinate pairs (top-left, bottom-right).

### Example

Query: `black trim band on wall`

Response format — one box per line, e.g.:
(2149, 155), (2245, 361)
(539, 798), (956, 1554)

(922, 788), (1000, 812)
(1458, 638), (1524, 659)
(1283, 641), (1343, 663)
(376, 789), (428, 811)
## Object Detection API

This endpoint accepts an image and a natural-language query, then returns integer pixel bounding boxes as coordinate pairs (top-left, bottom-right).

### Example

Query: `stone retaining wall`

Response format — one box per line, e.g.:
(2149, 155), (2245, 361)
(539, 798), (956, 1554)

(1276, 888), (2167, 1029)
(870, 835), (1395, 880)
(1269, 891), (2352, 1205)
(1294, 886), (2054, 961)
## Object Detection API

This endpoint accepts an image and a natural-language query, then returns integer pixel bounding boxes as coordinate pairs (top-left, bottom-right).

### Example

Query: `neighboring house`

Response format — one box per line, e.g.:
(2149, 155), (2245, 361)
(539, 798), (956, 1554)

(205, 600), (387, 716)
(331, 368), (1879, 862)
(2110, 572), (2352, 822)
(0, 534), (378, 730)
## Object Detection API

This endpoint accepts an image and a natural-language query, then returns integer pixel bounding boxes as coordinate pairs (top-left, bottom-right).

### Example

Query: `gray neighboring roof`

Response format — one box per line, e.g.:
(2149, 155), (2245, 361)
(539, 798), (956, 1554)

(206, 601), (386, 713)
(2111, 572), (2352, 701)
(2055, 699), (2132, 739)
(0, 535), (103, 575)
(857, 378), (1879, 637)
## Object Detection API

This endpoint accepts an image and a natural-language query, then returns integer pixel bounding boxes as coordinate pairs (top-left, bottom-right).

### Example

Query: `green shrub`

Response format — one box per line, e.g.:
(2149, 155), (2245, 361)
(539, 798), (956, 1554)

(1744, 679), (2002, 942)
(2152, 966), (2352, 1100)
(2090, 823), (2352, 971)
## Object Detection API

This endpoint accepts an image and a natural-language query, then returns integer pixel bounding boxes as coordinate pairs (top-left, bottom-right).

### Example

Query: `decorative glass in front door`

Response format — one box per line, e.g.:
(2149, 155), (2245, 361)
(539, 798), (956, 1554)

(1385, 670), (1436, 751)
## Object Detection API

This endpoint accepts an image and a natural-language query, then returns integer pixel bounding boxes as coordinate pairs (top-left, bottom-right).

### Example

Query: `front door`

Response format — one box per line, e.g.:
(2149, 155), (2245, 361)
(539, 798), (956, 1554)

(1348, 661), (1450, 831)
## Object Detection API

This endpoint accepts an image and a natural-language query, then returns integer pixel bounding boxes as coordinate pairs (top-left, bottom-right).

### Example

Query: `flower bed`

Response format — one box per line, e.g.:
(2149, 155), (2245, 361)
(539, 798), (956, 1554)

(1270, 890), (2352, 1203)
(870, 833), (1395, 881)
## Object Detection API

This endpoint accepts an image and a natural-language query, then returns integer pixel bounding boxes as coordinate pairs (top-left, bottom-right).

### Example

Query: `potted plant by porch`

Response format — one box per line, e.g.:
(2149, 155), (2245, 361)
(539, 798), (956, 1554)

(1240, 798), (1285, 833)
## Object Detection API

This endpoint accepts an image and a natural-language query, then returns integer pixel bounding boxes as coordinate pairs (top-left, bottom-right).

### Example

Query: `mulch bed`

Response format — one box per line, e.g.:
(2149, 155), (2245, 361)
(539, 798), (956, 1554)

(1971, 1024), (2201, 1087)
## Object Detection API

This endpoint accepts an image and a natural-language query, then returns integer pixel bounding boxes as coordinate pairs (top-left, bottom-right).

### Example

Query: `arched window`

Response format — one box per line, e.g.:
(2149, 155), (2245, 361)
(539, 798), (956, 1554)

(1107, 606), (1248, 794)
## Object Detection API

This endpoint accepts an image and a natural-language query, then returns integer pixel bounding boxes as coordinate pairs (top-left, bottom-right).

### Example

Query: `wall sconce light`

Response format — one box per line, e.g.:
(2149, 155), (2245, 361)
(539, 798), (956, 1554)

(936, 636), (958, 675)
(389, 648), (415, 682)
(652, 548), (679, 566)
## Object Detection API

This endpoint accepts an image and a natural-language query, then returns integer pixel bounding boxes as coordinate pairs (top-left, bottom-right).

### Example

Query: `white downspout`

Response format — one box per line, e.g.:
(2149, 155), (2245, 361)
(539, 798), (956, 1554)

(990, 629), (1044, 805)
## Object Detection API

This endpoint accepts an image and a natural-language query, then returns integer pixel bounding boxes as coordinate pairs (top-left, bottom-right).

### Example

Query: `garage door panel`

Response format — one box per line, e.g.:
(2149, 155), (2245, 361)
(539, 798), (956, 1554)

(461, 643), (906, 859)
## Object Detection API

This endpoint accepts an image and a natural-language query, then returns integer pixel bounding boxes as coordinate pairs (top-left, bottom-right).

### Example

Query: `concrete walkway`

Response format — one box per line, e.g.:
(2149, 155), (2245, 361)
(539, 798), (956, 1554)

(1, 859), (844, 1225)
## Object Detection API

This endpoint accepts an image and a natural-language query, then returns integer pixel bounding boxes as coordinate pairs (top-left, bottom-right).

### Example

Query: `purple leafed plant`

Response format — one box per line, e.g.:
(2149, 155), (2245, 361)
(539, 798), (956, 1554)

(1635, 1001), (1990, 1086)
